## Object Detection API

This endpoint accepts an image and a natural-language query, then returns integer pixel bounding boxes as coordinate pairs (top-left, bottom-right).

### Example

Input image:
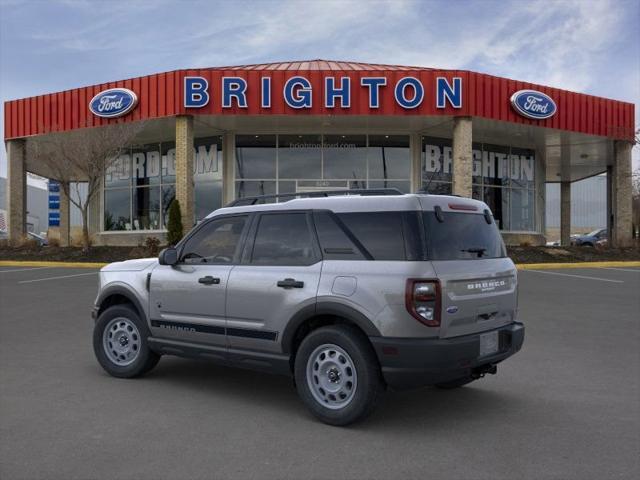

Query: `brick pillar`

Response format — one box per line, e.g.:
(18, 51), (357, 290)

(59, 182), (70, 247)
(175, 115), (194, 234)
(6, 139), (27, 244)
(560, 181), (571, 246)
(410, 133), (422, 192)
(452, 117), (472, 197)
(222, 133), (235, 205)
(611, 141), (633, 247)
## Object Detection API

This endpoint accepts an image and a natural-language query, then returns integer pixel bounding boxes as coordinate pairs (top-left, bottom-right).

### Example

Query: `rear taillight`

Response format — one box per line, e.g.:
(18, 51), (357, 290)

(405, 279), (441, 327)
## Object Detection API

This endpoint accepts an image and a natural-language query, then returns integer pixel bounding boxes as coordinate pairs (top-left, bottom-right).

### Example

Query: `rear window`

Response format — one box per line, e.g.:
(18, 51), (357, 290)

(423, 211), (506, 260)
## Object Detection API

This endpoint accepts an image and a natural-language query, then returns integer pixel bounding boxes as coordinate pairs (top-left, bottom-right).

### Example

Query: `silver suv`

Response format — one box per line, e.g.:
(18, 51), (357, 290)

(92, 190), (524, 425)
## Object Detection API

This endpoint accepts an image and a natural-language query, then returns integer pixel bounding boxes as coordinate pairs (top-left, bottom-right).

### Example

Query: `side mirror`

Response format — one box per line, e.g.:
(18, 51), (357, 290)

(158, 247), (178, 266)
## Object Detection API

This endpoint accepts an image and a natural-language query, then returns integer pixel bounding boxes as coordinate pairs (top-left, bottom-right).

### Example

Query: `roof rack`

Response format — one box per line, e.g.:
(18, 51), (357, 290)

(225, 188), (404, 207)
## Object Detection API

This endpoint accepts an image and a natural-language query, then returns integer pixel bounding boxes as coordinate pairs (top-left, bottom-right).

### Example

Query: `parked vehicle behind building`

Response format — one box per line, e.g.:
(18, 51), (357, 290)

(91, 190), (524, 425)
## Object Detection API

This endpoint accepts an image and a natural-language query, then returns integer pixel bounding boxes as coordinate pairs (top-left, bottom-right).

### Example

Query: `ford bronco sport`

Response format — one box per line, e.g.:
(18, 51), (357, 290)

(92, 189), (524, 426)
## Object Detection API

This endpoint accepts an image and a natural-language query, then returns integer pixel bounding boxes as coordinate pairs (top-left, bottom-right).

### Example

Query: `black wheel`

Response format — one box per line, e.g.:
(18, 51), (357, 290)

(435, 377), (475, 389)
(93, 304), (160, 378)
(294, 325), (383, 426)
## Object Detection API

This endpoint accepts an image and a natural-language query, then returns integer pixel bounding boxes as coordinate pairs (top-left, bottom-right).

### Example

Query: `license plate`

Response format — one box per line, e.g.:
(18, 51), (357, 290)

(479, 331), (499, 357)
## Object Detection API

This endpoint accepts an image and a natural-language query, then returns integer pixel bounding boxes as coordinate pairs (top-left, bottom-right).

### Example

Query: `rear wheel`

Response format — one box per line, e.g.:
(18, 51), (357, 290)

(294, 325), (383, 426)
(93, 304), (160, 378)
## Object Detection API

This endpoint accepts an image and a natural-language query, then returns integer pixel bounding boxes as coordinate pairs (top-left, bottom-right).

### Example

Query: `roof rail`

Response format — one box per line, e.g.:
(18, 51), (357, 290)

(225, 188), (404, 207)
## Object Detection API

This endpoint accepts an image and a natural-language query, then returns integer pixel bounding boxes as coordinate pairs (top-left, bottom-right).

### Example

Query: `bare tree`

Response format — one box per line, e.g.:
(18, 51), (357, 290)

(27, 121), (144, 250)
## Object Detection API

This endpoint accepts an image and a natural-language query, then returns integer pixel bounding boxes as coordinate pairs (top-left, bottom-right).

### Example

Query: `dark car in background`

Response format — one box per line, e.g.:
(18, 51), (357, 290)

(572, 228), (607, 247)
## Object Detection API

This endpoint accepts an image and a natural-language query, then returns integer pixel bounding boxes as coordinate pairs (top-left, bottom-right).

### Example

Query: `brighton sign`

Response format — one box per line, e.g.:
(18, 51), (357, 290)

(89, 88), (138, 118)
(510, 89), (557, 120)
(183, 75), (463, 110)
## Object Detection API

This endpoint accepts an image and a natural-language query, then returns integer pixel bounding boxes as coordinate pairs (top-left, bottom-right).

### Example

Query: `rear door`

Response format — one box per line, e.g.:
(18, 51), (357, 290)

(422, 208), (517, 339)
(225, 211), (322, 354)
(149, 214), (250, 349)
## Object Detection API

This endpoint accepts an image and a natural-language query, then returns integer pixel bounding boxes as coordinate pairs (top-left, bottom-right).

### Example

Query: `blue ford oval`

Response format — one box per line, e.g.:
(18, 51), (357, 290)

(89, 88), (138, 118)
(510, 89), (556, 120)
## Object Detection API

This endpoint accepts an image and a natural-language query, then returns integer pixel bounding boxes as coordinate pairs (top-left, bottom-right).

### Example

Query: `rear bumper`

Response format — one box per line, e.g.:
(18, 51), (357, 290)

(370, 322), (524, 390)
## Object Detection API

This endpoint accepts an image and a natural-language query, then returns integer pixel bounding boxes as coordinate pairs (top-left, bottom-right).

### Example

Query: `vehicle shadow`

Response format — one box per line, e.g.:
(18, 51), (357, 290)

(133, 356), (529, 432)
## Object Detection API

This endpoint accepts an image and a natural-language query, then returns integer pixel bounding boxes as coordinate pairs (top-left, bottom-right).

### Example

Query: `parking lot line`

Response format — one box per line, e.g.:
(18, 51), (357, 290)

(0, 266), (56, 274)
(524, 269), (624, 283)
(18, 271), (97, 284)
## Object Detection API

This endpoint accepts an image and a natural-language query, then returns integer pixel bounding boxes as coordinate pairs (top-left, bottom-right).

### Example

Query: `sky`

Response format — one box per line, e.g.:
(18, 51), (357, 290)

(0, 0), (638, 182)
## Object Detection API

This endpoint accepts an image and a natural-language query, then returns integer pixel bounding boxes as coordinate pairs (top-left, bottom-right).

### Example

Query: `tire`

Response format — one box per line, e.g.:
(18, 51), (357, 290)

(435, 377), (475, 389)
(294, 325), (383, 426)
(93, 304), (160, 378)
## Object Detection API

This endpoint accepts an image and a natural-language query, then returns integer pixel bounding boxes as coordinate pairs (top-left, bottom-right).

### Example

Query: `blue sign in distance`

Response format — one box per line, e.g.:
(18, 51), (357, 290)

(510, 89), (557, 120)
(89, 88), (138, 118)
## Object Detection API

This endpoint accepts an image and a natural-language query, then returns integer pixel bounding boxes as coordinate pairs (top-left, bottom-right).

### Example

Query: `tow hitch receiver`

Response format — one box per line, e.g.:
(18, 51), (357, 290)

(471, 364), (497, 379)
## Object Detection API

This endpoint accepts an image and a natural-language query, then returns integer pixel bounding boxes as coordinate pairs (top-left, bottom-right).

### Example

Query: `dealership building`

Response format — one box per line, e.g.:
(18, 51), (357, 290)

(3, 60), (635, 246)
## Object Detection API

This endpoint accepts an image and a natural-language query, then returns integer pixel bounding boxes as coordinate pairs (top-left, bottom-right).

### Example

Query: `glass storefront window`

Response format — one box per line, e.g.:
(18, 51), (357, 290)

(422, 137), (453, 184)
(323, 135), (367, 180)
(235, 180), (277, 201)
(420, 137), (537, 232)
(235, 135), (276, 179)
(104, 136), (224, 231)
(104, 188), (131, 231)
(368, 135), (410, 180)
(278, 134), (322, 179)
(132, 186), (160, 230)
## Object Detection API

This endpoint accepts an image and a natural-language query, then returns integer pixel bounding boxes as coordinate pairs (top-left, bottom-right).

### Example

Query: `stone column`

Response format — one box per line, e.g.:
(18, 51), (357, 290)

(410, 133), (422, 193)
(452, 117), (472, 197)
(175, 115), (194, 234)
(560, 181), (571, 246)
(222, 133), (235, 205)
(6, 139), (27, 244)
(59, 182), (70, 247)
(611, 141), (633, 247)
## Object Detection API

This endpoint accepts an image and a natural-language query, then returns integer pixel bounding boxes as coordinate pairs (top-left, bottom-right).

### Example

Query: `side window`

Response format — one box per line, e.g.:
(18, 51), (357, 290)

(251, 213), (318, 266)
(180, 216), (247, 264)
(313, 211), (366, 260)
(337, 212), (407, 260)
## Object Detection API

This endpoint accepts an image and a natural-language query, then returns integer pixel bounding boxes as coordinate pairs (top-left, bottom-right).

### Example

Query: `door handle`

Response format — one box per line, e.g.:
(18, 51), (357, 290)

(277, 278), (304, 289)
(198, 276), (220, 285)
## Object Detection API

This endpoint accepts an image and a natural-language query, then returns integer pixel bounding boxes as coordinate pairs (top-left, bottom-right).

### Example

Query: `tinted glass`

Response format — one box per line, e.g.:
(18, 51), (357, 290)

(337, 212), (406, 260)
(424, 212), (506, 260)
(252, 213), (316, 265)
(422, 136), (452, 183)
(132, 186), (160, 230)
(323, 135), (367, 179)
(313, 211), (365, 260)
(278, 134), (322, 179)
(368, 135), (410, 179)
(104, 188), (131, 231)
(181, 216), (247, 264)
(235, 135), (276, 179)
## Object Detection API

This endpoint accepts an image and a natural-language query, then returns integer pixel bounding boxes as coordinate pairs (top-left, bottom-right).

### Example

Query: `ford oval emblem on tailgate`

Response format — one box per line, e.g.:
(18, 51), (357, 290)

(446, 306), (459, 314)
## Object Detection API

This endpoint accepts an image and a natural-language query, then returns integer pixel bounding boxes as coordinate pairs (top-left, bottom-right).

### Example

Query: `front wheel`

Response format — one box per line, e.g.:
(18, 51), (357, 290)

(294, 325), (383, 426)
(93, 304), (160, 378)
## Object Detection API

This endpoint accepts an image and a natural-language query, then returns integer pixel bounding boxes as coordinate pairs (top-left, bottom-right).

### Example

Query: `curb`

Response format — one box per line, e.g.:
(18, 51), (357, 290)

(516, 261), (640, 270)
(1, 260), (639, 270)
(0, 260), (107, 268)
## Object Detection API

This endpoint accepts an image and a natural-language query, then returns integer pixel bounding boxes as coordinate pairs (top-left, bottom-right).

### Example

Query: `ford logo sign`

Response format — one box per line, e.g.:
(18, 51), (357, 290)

(446, 306), (459, 314)
(510, 89), (556, 120)
(89, 88), (138, 118)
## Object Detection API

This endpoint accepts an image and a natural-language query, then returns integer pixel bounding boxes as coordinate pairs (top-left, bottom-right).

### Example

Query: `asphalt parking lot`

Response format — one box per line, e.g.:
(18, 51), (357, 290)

(1, 265), (639, 480)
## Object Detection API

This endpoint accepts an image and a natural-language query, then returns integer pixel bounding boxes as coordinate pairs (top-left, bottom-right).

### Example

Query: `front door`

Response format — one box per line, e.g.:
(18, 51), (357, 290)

(149, 214), (250, 350)
(226, 211), (322, 354)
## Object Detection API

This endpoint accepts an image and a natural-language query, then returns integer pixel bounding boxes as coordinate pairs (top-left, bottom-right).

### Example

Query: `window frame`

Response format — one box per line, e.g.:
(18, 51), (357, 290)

(175, 213), (252, 266)
(241, 210), (322, 267)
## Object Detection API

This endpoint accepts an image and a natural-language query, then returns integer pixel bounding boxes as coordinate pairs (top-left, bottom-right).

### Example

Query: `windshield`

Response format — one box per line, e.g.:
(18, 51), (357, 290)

(586, 229), (603, 237)
(423, 211), (506, 260)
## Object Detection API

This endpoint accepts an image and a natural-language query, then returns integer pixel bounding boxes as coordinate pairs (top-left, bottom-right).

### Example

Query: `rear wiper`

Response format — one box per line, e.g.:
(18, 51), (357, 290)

(461, 247), (487, 257)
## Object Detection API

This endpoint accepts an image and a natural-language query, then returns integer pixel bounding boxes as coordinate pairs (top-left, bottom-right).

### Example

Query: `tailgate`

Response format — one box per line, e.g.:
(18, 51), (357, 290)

(432, 258), (517, 338)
